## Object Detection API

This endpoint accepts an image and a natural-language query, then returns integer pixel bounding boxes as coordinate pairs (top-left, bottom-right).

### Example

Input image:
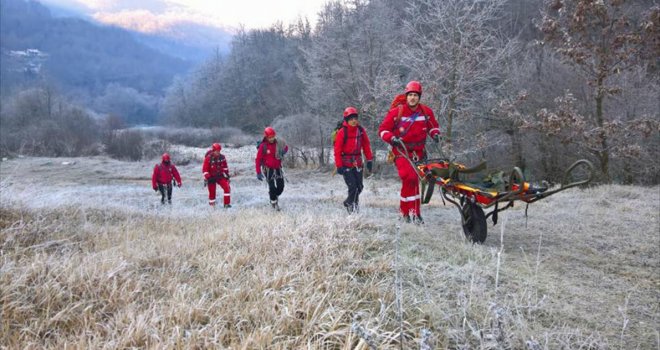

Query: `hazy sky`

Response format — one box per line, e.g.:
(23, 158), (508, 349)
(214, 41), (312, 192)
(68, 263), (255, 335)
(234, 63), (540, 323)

(40, 0), (330, 31)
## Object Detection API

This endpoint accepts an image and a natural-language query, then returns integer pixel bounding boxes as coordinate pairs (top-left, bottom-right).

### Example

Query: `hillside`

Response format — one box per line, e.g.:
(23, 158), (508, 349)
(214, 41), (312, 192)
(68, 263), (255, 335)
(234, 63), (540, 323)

(0, 148), (658, 348)
(0, 0), (190, 96)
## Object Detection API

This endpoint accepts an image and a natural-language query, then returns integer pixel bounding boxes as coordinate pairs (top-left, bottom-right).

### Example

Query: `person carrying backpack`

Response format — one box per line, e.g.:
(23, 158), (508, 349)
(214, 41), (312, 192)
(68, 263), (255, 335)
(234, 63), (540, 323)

(334, 106), (373, 213)
(152, 153), (182, 205)
(203, 143), (231, 208)
(255, 127), (288, 211)
(378, 81), (441, 224)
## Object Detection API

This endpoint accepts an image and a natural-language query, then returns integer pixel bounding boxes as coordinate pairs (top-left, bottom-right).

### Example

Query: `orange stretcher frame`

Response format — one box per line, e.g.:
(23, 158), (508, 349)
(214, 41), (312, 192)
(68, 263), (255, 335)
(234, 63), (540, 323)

(412, 157), (594, 243)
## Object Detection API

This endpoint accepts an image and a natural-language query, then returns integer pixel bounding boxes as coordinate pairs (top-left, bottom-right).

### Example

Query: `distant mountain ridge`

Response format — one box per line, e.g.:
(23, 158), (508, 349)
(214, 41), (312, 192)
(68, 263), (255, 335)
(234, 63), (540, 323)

(0, 0), (196, 96)
(40, 0), (233, 62)
(130, 22), (232, 63)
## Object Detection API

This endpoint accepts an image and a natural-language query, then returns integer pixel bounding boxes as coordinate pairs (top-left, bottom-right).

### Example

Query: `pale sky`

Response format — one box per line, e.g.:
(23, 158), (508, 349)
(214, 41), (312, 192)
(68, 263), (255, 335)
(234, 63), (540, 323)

(40, 0), (330, 31)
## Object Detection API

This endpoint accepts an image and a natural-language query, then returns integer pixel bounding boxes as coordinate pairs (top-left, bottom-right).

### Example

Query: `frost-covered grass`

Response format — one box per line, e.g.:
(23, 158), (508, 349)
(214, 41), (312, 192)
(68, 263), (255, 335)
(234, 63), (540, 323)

(1, 149), (658, 348)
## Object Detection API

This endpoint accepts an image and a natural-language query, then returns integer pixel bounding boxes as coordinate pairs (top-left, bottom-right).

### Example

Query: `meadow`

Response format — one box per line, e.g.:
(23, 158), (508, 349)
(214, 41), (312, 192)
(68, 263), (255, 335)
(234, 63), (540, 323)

(1, 146), (658, 349)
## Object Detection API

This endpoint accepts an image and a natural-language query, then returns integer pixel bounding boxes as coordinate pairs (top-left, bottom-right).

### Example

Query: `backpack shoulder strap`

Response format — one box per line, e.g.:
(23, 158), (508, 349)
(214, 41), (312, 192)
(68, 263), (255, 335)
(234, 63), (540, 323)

(394, 104), (404, 125)
(357, 125), (364, 139)
(420, 104), (432, 130)
(341, 125), (364, 146)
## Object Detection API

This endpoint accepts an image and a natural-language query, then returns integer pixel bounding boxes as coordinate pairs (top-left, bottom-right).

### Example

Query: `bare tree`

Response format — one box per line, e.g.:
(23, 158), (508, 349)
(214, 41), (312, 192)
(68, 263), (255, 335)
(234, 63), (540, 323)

(401, 0), (520, 157)
(299, 0), (400, 136)
(0, 86), (100, 157)
(539, 0), (660, 182)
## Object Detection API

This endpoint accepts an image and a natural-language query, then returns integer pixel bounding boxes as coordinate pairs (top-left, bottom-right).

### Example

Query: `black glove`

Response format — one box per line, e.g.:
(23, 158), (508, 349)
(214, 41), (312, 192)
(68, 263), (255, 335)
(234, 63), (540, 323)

(366, 160), (373, 172)
(432, 134), (440, 143)
(257, 173), (264, 181)
(390, 137), (402, 147)
(153, 187), (158, 192)
(203, 179), (208, 187)
(177, 183), (182, 188)
(337, 167), (346, 175)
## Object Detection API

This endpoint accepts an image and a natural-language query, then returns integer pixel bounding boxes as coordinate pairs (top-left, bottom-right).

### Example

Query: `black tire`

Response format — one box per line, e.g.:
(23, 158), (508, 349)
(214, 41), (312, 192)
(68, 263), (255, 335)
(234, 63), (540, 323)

(461, 202), (487, 243)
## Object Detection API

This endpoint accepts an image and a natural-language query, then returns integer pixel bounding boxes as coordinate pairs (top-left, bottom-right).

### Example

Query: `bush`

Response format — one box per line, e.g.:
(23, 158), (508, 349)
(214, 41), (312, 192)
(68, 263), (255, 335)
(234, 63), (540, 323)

(142, 139), (170, 161)
(0, 89), (101, 157)
(103, 130), (144, 161)
(272, 113), (327, 147)
(140, 126), (256, 148)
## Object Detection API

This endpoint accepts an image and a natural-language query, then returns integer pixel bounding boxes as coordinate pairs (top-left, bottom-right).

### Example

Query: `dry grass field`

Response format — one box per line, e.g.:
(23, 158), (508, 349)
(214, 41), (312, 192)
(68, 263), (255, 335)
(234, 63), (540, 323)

(1, 146), (658, 349)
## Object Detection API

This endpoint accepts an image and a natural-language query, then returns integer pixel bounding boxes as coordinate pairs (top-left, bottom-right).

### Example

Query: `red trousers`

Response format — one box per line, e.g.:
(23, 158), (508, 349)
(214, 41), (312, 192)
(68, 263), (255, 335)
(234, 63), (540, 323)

(208, 178), (231, 205)
(395, 157), (421, 216)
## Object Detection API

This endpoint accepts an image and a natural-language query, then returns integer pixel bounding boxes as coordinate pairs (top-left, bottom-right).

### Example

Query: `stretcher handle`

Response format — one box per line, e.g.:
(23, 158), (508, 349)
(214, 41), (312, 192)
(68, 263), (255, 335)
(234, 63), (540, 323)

(561, 159), (594, 189)
(521, 159), (594, 203)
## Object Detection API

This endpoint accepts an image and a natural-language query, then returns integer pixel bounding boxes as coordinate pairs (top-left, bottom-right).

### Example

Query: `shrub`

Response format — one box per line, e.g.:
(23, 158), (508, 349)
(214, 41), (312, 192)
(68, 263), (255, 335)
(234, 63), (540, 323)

(103, 130), (144, 161)
(140, 126), (256, 148)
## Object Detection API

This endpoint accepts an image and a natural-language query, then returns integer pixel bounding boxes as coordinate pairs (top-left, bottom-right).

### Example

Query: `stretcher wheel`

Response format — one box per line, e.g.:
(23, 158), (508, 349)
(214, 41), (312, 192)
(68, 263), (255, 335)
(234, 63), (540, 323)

(461, 202), (487, 243)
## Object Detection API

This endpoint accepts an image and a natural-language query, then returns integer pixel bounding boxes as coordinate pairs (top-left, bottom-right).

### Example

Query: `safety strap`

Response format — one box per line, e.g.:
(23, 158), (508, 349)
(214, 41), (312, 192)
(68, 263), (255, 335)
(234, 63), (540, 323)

(341, 126), (364, 162)
(394, 104), (431, 138)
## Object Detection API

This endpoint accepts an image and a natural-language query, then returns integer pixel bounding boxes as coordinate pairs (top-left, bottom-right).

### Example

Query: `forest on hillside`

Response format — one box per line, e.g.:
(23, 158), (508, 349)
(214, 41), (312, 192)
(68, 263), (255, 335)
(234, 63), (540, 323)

(0, 0), (192, 128)
(0, 0), (658, 185)
(162, 0), (659, 184)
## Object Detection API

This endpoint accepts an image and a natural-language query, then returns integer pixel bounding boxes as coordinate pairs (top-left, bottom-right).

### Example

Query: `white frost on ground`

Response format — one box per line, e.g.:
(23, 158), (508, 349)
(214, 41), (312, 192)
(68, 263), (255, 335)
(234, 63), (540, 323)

(0, 146), (434, 225)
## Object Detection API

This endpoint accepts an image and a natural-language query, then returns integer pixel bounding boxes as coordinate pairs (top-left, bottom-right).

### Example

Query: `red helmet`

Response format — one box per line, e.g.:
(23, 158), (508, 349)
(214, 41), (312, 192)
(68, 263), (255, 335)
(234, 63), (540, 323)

(264, 127), (276, 138)
(162, 153), (170, 162)
(212, 143), (221, 152)
(405, 81), (422, 95)
(343, 106), (359, 119)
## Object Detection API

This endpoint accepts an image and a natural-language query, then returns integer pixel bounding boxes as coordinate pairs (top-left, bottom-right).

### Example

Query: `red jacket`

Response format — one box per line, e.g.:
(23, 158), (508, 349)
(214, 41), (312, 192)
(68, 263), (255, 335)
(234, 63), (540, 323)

(152, 162), (182, 188)
(379, 103), (440, 157)
(255, 139), (288, 174)
(203, 151), (229, 180)
(333, 122), (373, 168)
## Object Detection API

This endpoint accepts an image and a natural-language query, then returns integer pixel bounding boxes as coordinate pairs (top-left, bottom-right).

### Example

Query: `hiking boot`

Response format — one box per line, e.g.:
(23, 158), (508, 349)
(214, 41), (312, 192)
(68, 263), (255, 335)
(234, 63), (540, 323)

(224, 204), (232, 208)
(271, 200), (280, 211)
(209, 202), (216, 207)
(413, 215), (424, 225)
(167, 199), (172, 204)
(161, 198), (165, 204)
(402, 215), (411, 223)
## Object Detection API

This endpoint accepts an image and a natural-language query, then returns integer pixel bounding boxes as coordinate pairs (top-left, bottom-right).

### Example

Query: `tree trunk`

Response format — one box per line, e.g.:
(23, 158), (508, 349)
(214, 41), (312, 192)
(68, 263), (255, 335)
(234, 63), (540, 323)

(318, 123), (325, 166)
(595, 74), (611, 183)
(443, 34), (460, 159)
(511, 127), (525, 173)
(445, 63), (458, 159)
(445, 95), (456, 158)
